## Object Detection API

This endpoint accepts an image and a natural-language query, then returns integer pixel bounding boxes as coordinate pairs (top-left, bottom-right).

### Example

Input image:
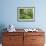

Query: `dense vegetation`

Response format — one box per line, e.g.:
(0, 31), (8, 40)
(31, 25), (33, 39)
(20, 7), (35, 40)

(20, 9), (33, 19)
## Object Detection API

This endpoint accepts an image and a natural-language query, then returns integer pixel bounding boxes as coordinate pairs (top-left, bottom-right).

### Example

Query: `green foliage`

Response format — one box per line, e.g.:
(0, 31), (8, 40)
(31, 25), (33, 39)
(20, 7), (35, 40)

(19, 9), (33, 19)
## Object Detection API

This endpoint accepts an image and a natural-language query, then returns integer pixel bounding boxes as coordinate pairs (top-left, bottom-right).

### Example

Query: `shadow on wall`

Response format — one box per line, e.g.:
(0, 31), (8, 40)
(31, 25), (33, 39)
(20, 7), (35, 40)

(0, 24), (7, 43)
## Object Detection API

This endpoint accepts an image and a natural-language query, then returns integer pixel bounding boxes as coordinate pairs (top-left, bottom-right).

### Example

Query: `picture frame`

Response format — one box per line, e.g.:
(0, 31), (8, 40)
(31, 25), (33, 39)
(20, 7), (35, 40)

(17, 7), (35, 22)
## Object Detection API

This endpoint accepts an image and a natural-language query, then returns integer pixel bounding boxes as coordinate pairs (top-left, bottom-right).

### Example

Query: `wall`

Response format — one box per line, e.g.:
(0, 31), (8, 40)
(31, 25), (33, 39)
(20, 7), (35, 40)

(0, 0), (46, 30)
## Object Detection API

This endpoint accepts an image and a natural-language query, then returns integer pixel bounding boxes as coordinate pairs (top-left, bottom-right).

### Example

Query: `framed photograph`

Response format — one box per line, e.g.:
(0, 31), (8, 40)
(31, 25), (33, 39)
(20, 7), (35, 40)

(17, 7), (35, 22)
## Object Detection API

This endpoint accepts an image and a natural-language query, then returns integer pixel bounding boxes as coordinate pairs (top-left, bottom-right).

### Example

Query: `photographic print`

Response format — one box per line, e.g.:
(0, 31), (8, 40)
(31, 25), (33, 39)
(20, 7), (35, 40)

(17, 7), (35, 22)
